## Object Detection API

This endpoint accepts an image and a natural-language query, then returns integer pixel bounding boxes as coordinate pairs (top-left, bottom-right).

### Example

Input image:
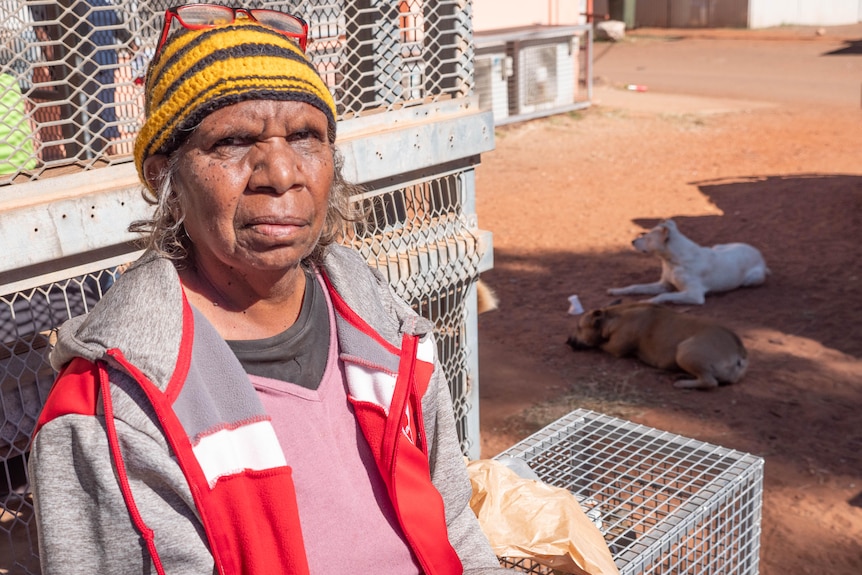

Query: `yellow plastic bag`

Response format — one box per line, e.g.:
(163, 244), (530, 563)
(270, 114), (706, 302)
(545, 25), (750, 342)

(467, 458), (619, 575)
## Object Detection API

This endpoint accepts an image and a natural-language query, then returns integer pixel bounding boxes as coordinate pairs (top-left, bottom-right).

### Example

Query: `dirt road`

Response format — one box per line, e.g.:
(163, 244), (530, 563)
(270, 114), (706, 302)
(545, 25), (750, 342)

(475, 24), (862, 575)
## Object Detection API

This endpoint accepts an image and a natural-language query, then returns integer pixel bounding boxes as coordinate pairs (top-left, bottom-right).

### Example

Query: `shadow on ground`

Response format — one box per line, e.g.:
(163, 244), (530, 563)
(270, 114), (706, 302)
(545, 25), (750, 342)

(823, 38), (862, 55)
(478, 174), (862, 482)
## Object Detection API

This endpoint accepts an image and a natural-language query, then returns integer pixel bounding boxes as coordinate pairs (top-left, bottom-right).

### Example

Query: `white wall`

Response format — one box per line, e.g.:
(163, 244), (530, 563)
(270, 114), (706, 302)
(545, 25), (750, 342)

(749, 0), (861, 28)
(473, 0), (586, 31)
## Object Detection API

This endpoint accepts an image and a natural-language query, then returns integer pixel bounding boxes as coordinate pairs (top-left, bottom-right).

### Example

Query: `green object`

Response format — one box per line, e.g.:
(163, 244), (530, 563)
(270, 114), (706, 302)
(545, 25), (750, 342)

(0, 73), (37, 176)
(608, 0), (636, 29)
(623, 0), (636, 30)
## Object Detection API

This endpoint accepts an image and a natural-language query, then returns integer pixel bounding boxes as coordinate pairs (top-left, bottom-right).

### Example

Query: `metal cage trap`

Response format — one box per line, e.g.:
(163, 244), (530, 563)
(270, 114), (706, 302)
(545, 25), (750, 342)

(495, 409), (764, 575)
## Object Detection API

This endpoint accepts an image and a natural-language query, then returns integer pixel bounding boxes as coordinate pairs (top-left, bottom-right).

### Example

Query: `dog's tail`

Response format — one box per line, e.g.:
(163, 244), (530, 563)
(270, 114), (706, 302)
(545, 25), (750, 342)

(476, 278), (499, 314)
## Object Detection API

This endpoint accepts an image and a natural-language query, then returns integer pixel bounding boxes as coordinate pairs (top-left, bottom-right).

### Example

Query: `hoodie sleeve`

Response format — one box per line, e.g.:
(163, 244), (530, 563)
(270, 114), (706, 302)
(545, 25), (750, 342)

(28, 365), (214, 575)
(422, 348), (512, 574)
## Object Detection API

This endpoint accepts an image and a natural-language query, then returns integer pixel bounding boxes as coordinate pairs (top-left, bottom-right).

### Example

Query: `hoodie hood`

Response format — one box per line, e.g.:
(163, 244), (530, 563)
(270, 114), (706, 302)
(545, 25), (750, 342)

(49, 244), (434, 389)
(49, 251), (185, 388)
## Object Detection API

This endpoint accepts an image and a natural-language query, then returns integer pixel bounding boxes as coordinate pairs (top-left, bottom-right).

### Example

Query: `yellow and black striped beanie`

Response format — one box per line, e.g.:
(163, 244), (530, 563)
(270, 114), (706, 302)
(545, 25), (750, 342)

(134, 19), (337, 192)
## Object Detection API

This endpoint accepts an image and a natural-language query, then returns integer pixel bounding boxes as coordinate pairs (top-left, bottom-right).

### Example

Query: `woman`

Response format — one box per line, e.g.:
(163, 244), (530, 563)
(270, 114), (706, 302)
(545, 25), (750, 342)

(29, 6), (509, 575)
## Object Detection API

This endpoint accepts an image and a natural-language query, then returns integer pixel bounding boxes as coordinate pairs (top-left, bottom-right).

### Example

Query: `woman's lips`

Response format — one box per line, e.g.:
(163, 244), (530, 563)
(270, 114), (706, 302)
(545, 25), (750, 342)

(245, 216), (307, 238)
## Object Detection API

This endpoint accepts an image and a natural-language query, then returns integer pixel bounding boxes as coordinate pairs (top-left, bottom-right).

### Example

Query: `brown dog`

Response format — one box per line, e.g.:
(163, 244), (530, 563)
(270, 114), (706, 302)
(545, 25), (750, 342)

(566, 302), (748, 389)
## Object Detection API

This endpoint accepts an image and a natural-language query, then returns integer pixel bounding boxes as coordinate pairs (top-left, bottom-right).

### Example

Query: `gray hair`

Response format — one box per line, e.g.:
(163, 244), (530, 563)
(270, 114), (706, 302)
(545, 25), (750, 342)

(129, 146), (365, 268)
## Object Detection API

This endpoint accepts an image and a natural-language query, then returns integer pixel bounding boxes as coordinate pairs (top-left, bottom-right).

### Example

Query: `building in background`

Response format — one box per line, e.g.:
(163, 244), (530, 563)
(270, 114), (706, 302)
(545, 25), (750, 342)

(473, 0), (862, 31)
(473, 0), (588, 30)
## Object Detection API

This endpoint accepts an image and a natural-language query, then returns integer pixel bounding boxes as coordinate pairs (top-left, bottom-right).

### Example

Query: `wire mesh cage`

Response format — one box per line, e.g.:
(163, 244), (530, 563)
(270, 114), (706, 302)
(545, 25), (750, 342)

(342, 169), (483, 455)
(0, 176), (484, 573)
(0, 1), (490, 571)
(494, 409), (764, 575)
(0, 0), (474, 183)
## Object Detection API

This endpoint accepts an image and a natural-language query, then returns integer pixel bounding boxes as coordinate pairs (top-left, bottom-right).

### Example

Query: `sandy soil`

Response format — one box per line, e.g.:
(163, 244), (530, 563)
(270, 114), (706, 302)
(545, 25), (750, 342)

(475, 27), (862, 575)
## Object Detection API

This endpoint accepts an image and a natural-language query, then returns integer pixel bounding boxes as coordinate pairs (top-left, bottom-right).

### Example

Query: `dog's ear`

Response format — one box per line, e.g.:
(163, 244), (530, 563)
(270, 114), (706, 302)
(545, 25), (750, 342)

(597, 310), (618, 340)
(661, 219), (678, 236)
(659, 224), (670, 243)
(589, 309), (605, 330)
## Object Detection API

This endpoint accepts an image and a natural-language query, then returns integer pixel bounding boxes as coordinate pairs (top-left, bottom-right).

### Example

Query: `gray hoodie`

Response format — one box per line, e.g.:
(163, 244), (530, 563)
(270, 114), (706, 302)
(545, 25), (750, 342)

(29, 244), (509, 574)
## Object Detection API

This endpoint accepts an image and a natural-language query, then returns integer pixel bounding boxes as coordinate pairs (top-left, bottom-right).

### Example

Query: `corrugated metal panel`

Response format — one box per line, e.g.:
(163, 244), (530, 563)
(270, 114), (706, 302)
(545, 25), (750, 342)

(634, 0), (750, 28)
(710, 0), (750, 27)
(635, 0), (670, 27)
(670, 0), (709, 27)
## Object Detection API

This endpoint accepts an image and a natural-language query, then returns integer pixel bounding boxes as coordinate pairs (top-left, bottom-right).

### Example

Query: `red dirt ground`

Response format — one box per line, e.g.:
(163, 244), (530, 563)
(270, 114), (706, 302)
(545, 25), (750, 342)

(475, 26), (862, 575)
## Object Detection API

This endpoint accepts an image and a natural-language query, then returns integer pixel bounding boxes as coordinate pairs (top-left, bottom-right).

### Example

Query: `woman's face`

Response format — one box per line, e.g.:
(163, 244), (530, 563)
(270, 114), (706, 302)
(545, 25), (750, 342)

(171, 100), (334, 276)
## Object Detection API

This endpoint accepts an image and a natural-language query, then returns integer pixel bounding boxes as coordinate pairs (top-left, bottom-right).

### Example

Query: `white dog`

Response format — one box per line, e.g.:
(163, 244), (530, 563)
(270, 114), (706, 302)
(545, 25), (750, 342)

(608, 219), (769, 305)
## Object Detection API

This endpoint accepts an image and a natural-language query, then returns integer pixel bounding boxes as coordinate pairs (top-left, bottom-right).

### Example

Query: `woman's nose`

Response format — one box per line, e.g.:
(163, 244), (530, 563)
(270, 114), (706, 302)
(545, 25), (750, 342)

(248, 139), (304, 194)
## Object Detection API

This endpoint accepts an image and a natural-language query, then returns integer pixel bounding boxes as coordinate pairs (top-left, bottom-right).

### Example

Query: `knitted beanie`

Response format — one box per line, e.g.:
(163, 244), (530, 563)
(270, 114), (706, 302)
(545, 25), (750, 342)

(134, 19), (337, 192)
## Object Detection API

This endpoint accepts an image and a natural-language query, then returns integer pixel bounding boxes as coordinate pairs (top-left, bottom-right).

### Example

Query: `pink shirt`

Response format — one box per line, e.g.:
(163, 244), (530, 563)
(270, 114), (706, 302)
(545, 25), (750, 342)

(249, 282), (422, 574)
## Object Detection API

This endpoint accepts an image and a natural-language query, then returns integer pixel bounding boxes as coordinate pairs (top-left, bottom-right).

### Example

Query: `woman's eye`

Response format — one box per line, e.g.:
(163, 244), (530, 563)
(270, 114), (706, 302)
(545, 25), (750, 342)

(288, 129), (312, 142)
(213, 136), (252, 148)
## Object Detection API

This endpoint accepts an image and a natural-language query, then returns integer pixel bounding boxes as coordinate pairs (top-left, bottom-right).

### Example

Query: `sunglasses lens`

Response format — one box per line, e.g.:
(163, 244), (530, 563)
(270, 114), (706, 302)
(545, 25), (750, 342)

(175, 4), (234, 26)
(250, 10), (306, 36)
(160, 5), (308, 56)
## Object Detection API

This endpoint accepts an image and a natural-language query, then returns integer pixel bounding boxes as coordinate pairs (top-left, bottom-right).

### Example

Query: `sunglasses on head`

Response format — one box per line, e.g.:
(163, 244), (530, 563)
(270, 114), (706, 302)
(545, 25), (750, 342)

(157, 3), (309, 58)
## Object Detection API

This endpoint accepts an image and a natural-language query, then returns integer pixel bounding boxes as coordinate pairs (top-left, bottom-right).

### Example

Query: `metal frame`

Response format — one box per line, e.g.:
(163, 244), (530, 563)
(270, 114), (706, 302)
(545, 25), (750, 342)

(0, 98), (493, 292)
(0, 2), (498, 572)
(495, 409), (764, 575)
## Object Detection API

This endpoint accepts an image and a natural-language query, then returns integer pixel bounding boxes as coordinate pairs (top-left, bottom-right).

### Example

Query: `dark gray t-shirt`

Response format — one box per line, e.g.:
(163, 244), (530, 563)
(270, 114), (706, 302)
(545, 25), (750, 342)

(226, 273), (329, 390)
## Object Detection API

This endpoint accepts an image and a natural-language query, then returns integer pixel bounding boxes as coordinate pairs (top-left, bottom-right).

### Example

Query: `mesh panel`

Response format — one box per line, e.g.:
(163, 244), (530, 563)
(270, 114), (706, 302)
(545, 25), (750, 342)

(496, 410), (764, 575)
(0, 0), (473, 183)
(0, 268), (120, 574)
(343, 170), (482, 454)
(0, 1), (487, 571)
(0, 172), (482, 571)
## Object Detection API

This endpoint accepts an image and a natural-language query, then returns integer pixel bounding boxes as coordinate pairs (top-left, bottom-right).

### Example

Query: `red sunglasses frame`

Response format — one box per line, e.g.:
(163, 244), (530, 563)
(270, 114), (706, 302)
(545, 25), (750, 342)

(156, 4), (309, 57)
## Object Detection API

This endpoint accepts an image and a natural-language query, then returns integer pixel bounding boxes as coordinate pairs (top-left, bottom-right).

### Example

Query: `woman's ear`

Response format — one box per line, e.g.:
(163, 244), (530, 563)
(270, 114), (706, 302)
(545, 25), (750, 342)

(142, 154), (169, 191)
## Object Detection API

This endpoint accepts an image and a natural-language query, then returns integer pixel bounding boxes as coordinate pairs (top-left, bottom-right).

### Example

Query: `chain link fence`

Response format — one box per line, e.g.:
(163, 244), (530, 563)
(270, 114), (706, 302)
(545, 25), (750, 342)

(1, 174), (484, 573)
(344, 169), (484, 448)
(1, 268), (121, 573)
(0, 0), (473, 183)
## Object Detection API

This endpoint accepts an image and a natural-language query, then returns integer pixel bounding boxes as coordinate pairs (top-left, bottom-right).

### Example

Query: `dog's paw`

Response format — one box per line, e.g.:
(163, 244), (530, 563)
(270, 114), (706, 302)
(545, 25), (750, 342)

(673, 377), (718, 390)
(649, 292), (705, 306)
